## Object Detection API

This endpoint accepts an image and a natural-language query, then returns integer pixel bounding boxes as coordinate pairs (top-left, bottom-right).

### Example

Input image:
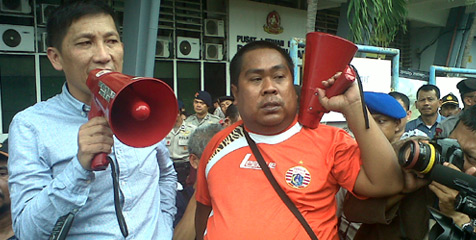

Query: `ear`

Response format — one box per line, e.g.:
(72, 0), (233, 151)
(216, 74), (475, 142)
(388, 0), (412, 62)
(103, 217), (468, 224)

(46, 47), (63, 71)
(224, 117), (231, 127)
(189, 153), (200, 169)
(231, 84), (238, 105)
(464, 96), (472, 106)
(406, 110), (412, 120)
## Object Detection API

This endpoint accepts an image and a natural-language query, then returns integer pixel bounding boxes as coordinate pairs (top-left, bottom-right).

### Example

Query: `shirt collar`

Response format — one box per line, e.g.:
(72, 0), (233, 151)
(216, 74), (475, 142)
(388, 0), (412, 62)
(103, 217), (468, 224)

(416, 114), (444, 126)
(58, 83), (90, 117)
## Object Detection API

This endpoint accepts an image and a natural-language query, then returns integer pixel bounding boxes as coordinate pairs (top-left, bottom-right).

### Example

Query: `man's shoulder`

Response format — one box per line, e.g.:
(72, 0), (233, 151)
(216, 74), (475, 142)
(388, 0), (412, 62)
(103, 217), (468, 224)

(184, 115), (197, 122)
(405, 117), (420, 129)
(203, 122), (243, 160)
(207, 113), (221, 121)
(435, 113), (460, 138)
(180, 123), (196, 134)
(12, 96), (61, 124)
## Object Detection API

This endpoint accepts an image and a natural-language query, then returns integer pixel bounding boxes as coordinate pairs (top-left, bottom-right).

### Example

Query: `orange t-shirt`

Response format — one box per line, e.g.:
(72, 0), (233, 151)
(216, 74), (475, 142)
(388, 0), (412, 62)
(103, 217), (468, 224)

(196, 120), (362, 240)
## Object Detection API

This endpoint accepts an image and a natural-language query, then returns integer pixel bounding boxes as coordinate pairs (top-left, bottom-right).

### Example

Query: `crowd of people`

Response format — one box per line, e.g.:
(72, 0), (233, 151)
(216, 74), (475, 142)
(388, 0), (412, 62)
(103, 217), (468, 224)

(1, 0), (476, 239)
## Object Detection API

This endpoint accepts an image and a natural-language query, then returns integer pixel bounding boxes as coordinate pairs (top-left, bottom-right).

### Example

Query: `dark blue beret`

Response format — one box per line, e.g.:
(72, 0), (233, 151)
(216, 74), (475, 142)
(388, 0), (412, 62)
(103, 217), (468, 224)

(194, 91), (212, 107)
(364, 91), (406, 119)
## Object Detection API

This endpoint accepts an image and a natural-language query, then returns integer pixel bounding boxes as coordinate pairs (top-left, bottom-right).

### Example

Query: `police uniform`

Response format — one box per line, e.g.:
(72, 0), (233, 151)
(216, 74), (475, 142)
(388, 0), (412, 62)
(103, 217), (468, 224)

(436, 111), (461, 138)
(165, 123), (196, 186)
(185, 113), (221, 128)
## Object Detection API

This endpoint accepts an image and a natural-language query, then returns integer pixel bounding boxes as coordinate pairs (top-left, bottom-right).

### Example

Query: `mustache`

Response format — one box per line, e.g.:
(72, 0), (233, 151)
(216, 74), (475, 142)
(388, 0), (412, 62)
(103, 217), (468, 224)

(258, 97), (284, 108)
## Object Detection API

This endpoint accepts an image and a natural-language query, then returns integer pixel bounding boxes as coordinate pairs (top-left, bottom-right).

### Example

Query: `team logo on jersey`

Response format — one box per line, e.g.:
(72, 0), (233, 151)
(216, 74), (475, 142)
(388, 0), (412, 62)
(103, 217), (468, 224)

(285, 166), (311, 189)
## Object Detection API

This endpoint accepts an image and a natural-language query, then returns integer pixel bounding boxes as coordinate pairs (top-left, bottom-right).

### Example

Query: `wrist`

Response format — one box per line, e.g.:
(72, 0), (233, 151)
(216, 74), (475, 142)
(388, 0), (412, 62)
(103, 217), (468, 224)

(454, 213), (472, 228)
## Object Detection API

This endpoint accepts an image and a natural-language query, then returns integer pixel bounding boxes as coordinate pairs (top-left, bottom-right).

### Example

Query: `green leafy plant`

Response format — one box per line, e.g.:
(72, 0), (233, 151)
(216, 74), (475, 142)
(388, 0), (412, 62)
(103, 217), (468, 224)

(347, 0), (408, 47)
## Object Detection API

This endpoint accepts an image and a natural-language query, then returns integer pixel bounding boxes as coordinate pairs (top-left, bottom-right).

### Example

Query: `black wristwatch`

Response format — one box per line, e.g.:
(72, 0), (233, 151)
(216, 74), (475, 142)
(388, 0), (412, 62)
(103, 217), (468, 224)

(461, 219), (475, 235)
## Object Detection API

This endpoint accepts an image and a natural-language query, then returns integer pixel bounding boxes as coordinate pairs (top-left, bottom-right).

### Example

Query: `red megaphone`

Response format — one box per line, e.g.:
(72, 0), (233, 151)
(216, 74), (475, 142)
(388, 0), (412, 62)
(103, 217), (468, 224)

(86, 69), (177, 171)
(298, 32), (358, 129)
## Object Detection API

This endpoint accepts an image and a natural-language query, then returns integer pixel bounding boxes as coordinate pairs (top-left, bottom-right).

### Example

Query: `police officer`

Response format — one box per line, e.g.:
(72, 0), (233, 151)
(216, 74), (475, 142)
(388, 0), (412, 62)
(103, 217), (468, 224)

(185, 91), (221, 128)
(436, 78), (476, 138)
(166, 100), (196, 186)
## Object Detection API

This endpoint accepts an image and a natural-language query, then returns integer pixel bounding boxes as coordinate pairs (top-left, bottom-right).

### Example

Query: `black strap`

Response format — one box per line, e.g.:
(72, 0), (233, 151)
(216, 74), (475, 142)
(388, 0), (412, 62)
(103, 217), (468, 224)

(243, 129), (319, 240)
(108, 157), (129, 237)
(349, 64), (369, 129)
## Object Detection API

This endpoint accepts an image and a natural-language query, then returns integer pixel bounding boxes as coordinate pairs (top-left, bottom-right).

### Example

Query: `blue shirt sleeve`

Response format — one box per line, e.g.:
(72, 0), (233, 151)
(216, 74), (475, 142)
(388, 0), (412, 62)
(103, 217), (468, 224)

(8, 114), (94, 239)
(156, 140), (178, 235)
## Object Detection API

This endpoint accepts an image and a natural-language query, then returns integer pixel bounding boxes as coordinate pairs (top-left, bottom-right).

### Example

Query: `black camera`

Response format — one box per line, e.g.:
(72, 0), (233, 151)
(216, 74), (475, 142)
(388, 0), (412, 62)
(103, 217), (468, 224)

(398, 138), (464, 173)
(398, 138), (476, 240)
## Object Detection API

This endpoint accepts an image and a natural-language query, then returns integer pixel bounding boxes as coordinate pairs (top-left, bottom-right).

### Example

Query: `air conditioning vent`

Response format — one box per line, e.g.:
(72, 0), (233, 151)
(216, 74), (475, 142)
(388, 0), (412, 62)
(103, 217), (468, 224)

(177, 37), (200, 59)
(0, 0), (31, 14)
(0, 24), (34, 52)
(205, 43), (223, 61)
(156, 39), (170, 58)
(204, 19), (224, 38)
(41, 4), (58, 25)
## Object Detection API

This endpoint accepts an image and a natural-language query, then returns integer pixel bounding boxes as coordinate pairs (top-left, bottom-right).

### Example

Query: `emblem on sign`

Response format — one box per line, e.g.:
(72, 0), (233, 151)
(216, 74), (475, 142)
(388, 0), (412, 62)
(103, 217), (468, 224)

(263, 11), (283, 34)
(285, 166), (311, 189)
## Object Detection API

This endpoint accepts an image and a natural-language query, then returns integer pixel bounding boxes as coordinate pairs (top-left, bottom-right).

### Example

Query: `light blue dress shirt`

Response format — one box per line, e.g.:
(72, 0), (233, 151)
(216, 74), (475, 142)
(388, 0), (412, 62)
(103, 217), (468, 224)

(8, 84), (177, 239)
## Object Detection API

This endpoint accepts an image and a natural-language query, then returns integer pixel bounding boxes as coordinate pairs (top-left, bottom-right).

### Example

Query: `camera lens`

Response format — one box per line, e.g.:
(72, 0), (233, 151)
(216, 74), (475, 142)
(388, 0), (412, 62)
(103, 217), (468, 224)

(398, 140), (440, 174)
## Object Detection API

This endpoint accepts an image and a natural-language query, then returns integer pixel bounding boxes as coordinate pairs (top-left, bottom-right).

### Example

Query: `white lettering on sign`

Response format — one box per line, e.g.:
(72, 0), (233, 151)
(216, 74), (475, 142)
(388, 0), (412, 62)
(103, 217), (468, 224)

(98, 81), (116, 102)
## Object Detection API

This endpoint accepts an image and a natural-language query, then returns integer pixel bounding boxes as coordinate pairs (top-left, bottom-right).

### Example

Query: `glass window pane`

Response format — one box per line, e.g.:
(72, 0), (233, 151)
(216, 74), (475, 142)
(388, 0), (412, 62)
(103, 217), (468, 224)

(154, 60), (173, 90)
(40, 56), (64, 100)
(177, 62), (200, 114)
(204, 62), (226, 101)
(0, 55), (36, 133)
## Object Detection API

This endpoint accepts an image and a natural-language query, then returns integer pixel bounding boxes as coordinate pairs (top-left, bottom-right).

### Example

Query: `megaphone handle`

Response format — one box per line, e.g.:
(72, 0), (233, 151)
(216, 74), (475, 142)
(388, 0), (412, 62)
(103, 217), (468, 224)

(88, 98), (110, 171)
(325, 65), (356, 98)
(91, 153), (109, 171)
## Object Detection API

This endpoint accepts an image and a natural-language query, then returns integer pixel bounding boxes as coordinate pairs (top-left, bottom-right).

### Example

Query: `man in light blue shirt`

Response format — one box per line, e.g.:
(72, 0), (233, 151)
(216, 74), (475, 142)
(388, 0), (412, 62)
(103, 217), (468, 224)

(8, 1), (176, 239)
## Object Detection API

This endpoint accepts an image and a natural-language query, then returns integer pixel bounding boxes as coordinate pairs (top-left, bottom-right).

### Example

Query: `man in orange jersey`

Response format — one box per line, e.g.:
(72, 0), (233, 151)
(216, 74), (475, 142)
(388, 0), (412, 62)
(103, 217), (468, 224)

(195, 40), (403, 240)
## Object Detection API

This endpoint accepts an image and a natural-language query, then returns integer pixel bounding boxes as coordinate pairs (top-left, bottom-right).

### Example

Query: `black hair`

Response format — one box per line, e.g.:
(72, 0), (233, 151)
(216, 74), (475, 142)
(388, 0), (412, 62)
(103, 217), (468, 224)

(46, 0), (118, 52)
(460, 105), (476, 132)
(225, 104), (240, 121)
(230, 40), (294, 88)
(416, 84), (441, 99)
(389, 91), (410, 111)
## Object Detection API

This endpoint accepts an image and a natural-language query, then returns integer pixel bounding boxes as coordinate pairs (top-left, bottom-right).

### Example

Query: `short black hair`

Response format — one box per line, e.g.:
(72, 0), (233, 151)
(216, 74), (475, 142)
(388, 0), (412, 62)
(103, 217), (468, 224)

(230, 40), (294, 88)
(460, 105), (476, 132)
(47, 0), (118, 52)
(416, 84), (440, 99)
(389, 91), (410, 111)
(225, 104), (240, 121)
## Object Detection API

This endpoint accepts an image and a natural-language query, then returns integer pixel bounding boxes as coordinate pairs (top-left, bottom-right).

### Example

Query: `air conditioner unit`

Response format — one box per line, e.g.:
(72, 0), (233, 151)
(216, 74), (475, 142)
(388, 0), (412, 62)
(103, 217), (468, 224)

(0, 25), (34, 52)
(156, 39), (170, 58)
(40, 32), (48, 52)
(0, 0), (31, 14)
(205, 43), (223, 61)
(40, 4), (58, 25)
(177, 37), (200, 59)
(204, 19), (224, 38)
